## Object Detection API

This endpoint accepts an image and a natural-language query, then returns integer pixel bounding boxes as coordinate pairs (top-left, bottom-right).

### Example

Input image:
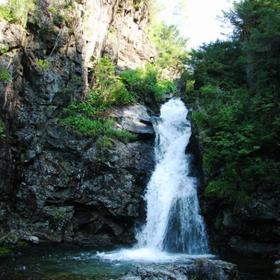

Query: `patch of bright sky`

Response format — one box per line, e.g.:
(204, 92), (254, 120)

(158, 0), (236, 49)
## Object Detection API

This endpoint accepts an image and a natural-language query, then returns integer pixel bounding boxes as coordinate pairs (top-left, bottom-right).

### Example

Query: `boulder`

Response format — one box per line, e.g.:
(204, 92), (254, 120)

(111, 104), (154, 138)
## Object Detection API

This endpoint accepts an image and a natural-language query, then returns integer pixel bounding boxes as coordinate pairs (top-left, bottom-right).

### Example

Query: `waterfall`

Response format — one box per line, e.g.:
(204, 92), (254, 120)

(98, 98), (209, 261)
(136, 98), (208, 254)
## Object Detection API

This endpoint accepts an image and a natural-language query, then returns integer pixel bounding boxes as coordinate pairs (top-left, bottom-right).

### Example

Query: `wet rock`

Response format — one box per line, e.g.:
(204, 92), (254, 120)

(120, 259), (239, 280)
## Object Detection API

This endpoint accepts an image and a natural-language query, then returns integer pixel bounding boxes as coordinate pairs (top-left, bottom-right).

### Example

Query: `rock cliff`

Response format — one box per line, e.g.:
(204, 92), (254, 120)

(188, 122), (280, 258)
(0, 0), (156, 246)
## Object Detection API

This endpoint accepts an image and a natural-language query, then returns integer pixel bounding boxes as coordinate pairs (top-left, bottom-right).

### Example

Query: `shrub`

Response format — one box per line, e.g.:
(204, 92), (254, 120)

(96, 136), (113, 150)
(0, 4), (15, 22)
(35, 59), (50, 72)
(60, 114), (137, 145)
(92, 57), (135, 107)
(0, 67), (12, 82)
(0, 0), (35, 26)
(120, 64), (176, 102)
(0, 45), (9, 55)
(61, 115), (106, 136)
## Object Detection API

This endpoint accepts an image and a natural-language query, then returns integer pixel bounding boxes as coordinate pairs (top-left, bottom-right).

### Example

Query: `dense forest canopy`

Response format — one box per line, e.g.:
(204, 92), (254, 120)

(185, 0), (280, 201)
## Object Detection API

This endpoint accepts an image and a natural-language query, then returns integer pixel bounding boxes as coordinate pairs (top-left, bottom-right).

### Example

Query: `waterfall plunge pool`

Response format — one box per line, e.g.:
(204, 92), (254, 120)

(0, 245), (278, 280)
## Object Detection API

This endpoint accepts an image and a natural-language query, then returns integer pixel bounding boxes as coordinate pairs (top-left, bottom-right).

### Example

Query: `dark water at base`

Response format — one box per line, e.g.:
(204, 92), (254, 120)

(0, 245), (130, 280)
(0, 245), (277, 280)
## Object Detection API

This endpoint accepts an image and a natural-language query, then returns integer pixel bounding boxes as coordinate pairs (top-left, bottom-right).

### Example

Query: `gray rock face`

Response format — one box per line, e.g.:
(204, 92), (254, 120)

(104, 0), (156, 70)
(119, 259), (239, 280)
(1, 119), (154, 246)
(0, 0), (156, 247)
(111, 105), (154, 138)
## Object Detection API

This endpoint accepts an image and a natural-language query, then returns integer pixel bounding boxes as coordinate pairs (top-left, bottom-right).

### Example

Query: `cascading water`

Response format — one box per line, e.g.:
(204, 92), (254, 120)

(98, 98), (209, 262)
(136, 98), (208, 254)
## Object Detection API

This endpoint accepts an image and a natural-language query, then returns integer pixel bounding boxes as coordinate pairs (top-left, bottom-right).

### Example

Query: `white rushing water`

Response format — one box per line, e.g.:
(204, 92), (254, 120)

(98, 98), (209, 262)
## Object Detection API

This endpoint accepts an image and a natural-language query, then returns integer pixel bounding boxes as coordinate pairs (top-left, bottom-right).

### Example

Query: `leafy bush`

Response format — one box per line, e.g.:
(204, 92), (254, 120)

(0, 5), (14, 22)
(60, 57), (137, 146)
(121, 64), (176, 102)
(61, 115), (107, 136)
(35, 59), (50, 72)
(0, 0), (35, 26)
(96, 136), (113, 150)
(61, 115), (136, 144)
(91, 57), (135, 107)
(0, 44), (9, 55)
(61, 57), (175, 146)
(0, 67), (12, 82)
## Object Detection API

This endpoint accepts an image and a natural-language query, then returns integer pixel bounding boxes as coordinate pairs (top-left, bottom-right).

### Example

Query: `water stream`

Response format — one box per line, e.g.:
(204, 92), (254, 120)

(98, 98), (209, 261)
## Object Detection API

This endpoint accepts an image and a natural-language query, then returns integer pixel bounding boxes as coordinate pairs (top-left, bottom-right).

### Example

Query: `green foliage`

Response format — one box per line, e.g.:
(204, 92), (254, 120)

(186, 0), (280, 202)
(60, 57), (137, 146)
(96, 136), (113, 150)
(0, 67), (12, 82)
(148, 22), (188, 75)
(121, 64), (176, 102)
(61, 115), (108, 136)
(61, 115), (136, 145)
(0, 5), (14, 22)
(107, 128), (137, 144)
(0, 0), (35, 26)
(91, 57), (135, 107)
(35, 59), (50, 72)
(0, 44), (9, 55)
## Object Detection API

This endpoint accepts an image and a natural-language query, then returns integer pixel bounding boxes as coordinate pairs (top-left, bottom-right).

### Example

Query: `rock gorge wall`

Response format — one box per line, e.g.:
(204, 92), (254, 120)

(0, 0), (156, 246)
(188, 124), (280, 258)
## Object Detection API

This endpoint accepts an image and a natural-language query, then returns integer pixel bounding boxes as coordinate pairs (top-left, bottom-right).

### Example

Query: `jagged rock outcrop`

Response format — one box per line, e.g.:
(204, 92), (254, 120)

(119, 259), (239, 280)
(0, 0), (156, 246)
(104, 0), (156, 69)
